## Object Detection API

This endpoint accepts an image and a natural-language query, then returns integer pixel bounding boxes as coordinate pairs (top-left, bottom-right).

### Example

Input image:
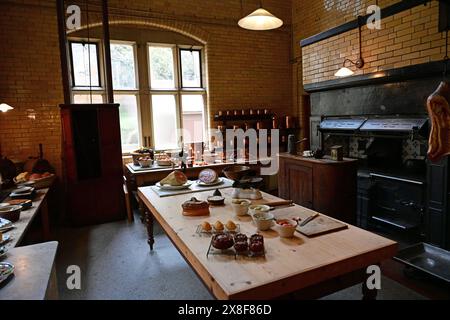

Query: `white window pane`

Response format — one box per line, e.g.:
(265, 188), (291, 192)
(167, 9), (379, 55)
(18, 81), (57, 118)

(111, 43), (137, 90)
(149, 47), (175, 89)
(115, 94), (140, 153)
(151, 95), (178, 150)
(181, 95), (204, 143)
(73, 94), (103, 104)
(180, 50), (201, 88)
(71, 43), (100, 87)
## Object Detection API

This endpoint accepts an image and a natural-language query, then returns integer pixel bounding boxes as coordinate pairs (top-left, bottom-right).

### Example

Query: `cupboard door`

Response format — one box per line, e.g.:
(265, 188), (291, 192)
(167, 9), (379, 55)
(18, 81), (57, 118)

(286, 163), (313, 208)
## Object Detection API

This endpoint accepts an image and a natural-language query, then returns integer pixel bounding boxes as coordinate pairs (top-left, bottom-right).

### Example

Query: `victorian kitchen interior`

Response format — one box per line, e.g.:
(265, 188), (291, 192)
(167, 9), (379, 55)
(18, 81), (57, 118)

(0, 0), (450, 301)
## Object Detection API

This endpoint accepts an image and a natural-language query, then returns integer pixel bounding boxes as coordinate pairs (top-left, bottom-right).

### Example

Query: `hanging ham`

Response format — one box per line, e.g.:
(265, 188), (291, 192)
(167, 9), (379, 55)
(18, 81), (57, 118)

(426, 81), (450, 162)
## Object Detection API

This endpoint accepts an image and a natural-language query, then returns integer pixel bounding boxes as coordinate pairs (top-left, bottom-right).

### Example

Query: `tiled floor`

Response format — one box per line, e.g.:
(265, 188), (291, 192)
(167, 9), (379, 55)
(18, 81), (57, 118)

(55, 215), (426, 300)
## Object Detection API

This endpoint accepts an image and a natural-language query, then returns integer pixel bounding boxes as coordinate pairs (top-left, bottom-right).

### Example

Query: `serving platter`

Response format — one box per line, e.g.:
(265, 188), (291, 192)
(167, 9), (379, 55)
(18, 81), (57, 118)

(155, 181), (193, 190)
(196, 178), (224, 187)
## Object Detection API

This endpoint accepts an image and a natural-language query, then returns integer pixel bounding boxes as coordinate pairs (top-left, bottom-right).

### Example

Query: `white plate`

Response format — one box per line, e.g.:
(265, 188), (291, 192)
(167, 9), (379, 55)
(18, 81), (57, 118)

(0, 262), (14, 284)
(0, 234), (11, 246)
(0, 246), (8, 259)
(156, 181), (193, 190)
(197, 178), (224, 187)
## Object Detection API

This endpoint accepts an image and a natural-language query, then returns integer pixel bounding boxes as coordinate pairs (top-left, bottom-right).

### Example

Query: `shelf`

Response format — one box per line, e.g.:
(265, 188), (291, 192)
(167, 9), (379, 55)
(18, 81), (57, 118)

(214, 114), (274, 122)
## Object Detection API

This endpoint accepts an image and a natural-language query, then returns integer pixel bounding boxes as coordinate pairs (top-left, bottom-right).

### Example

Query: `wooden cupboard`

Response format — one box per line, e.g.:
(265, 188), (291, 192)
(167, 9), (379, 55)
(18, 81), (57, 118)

(60, 103), (125, 226)
(278, 153), (358, 224)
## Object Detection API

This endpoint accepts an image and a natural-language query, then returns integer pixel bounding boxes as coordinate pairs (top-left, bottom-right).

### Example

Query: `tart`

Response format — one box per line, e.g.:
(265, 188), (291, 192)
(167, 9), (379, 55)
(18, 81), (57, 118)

(212, 233), (234, 250)
(160, 171), (188, 186)
(214, 221), (224, 232)
(182, 198), (210, 216)
(225, 220), (237, 232)
(201, 221), (212, 232)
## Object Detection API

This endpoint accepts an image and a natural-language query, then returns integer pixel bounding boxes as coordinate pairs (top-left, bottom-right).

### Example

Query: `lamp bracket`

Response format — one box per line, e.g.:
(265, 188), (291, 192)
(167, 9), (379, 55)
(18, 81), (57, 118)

(344, 58), (365, 69)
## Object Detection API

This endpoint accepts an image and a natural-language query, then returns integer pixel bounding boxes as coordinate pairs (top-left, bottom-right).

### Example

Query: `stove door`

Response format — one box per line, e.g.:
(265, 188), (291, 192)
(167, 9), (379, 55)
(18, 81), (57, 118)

(369, 175), (424, 231)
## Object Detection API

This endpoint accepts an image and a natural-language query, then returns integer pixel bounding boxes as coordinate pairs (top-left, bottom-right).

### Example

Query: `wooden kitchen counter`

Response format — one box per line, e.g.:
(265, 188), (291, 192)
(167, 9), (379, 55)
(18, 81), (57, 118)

(0, 241), (58, 300)
(278, 153), (358, 223)
(2, 188), (51, 249)
(138, 187), (397, 300)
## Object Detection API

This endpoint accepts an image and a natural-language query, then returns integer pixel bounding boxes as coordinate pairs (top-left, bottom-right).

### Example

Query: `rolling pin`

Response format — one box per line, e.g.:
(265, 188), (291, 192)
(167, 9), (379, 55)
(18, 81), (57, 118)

(262, 200), (294, 207)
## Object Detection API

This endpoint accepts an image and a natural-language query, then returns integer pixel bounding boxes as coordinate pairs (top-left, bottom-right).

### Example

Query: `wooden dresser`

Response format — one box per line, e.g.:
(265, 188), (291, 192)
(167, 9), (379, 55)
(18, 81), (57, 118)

(278, 153), (358, 223)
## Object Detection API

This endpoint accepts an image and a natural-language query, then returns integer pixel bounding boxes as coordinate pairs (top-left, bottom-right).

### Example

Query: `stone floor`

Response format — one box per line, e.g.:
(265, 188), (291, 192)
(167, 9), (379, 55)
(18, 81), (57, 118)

(55, 214), (426, 300)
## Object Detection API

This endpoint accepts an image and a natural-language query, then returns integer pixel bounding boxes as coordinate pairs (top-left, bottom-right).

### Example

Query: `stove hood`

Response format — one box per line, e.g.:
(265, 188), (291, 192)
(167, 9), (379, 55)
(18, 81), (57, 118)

(319, 116), (429, 137)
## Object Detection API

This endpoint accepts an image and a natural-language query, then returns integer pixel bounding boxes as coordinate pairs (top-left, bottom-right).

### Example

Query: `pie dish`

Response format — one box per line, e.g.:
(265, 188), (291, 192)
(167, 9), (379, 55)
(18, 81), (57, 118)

(0, 262), (14, 285)
(198, 169), (220, 185)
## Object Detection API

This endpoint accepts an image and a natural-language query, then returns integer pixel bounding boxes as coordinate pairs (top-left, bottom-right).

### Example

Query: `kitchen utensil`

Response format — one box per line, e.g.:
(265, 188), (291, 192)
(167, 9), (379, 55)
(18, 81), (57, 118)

(222, 165), (252, 181)
(23, 144), (54, 174)
(7, 199), (32, 210)
(252, 212), (275, 231)
(394, 242), (450, 283)
(263, 200), (294, 207)
(0, 234), (12, 245)
(197, 177), (224, 187)
(0, 246), (7, 258)
(297, 215), (348, 237)
(300, 213), (320, 227)
(249, 205), (271, 217)
(155, 181), (192, 190)
(331, 145), (344, 161)
(231, 199), (252, 216)
(0, 205), (21, 222)
(207, 195), (225, 206)
(0, 262), (14, 285)
(274, 219), (298, 238)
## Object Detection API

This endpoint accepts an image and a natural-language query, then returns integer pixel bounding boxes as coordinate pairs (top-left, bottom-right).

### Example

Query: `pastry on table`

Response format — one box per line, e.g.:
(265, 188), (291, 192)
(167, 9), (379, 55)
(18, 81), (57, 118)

(182, 197), (210, 216)
(198, 169), (218, 184)
(225, 220), (237, 231)
(234, 241), (249, 253)
(250, 234), (264, 244)
(212, 233), (234, 250)
(249, 241), (264, 254)
(234, 233), (248, 243)
(160, 171), (188, 186)
(214, 221), (224, 232)
(201, 221), (212, 232)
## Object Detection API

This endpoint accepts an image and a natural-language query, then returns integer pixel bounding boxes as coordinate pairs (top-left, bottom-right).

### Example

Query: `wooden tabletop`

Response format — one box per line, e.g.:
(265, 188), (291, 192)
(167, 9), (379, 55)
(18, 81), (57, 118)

(0, 241), (58, 300)
(2, 188), (50, 249)
(138, 187), (397, 300)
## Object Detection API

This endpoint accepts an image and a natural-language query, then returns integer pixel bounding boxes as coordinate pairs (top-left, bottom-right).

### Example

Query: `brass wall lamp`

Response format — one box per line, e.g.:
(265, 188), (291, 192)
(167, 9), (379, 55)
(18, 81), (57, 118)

(335, 16), (365, 77)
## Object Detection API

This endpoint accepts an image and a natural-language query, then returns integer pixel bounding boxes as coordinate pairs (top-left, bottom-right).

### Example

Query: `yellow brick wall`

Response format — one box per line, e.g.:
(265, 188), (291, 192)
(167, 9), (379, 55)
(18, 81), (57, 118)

(0, 0), (292, 175)
(292, 0), (445, 138)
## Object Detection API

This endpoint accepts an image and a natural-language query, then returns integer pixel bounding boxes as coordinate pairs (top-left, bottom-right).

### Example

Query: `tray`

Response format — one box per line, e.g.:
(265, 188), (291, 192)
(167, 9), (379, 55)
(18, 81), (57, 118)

(394, 242), (450, 283)
(196, 224), (240, 236)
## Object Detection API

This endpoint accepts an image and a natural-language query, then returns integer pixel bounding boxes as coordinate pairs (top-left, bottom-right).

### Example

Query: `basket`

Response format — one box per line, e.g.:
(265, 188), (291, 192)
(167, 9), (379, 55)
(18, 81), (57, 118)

(30, 175), (55, 189)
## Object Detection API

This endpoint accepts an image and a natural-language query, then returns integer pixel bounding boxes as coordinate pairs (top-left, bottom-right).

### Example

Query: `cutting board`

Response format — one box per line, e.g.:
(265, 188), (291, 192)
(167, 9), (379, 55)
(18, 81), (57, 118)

(297, 215), (348, 237)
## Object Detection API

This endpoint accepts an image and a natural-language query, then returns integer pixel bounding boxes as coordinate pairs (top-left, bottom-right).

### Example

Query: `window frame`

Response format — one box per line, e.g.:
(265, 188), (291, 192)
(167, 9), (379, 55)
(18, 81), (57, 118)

(178, 47), (204, 89)
(147, 43), (207, 151)
(110, 40), (140, 91)
(69, 40), (103, 89)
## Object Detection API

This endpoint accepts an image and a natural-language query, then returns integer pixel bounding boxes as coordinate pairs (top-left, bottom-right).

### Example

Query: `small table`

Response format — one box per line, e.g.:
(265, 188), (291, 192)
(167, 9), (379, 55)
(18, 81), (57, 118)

(2, 188), (51, 249)
(0, 241), (59, 300)
(138, 187), (397, 300)
(126, 159), (271, 221)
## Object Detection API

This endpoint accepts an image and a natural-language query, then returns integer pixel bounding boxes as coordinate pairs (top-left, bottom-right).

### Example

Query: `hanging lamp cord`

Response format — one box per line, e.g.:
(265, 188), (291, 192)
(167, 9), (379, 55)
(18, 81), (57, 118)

(444, 30), (449, 79)
(85, 0), (93, 104)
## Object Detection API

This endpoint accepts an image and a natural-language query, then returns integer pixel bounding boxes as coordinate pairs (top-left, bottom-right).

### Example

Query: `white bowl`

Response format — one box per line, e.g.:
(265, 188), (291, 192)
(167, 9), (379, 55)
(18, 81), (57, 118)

(274, 219), (298, 238)
(252, 211), (274, 231)
(249, 205), (271, 217)
(231, 199), (252, 216)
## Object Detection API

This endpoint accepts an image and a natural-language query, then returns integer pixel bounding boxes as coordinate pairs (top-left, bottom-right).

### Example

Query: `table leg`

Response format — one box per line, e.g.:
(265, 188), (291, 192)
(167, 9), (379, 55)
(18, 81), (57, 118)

(145, 207), (155, 251)
(362, 273), (378, 300)
(138, 197), (145, 223)
(40, 197), (51, 241)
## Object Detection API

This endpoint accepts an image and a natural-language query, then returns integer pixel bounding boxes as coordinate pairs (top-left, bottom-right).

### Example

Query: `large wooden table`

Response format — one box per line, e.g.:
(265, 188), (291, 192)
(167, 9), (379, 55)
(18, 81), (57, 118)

(138, 187), (397, 300)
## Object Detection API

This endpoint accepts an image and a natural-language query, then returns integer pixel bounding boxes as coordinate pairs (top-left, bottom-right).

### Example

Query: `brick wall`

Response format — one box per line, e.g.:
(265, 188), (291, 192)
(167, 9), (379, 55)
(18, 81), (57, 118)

(0, 0), (293, 175)
(292, 0), (445, 138)
(0, 0), (63, 174)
